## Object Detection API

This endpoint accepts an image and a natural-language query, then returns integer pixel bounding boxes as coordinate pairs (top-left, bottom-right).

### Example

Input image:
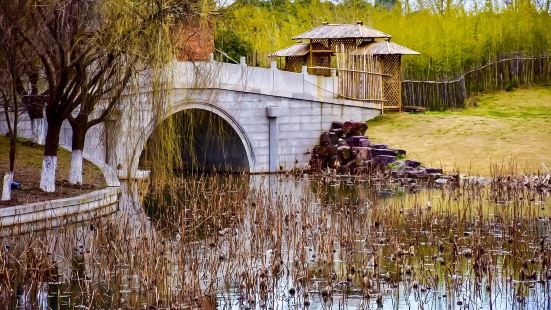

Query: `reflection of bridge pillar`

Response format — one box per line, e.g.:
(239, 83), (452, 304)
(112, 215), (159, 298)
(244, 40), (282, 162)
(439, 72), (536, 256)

(266, 106), (282, 173)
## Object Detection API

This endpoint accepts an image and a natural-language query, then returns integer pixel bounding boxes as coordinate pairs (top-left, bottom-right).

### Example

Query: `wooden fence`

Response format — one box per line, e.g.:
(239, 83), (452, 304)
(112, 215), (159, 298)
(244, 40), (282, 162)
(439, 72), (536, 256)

(335, 45), (385, 103)
(402, 53), (551, 110)
(402, 78), (466, 110)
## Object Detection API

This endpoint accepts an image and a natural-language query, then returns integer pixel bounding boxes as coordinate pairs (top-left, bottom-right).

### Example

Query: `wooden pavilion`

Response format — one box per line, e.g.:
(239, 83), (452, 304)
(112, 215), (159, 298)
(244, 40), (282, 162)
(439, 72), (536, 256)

(271, 22), (419, 110)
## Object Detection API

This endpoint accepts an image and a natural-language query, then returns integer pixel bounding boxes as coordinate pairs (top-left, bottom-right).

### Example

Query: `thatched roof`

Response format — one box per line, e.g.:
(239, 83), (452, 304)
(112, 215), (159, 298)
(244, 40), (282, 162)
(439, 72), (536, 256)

(350, 41), (420, 55)
(270, 43), (310, 57)
(292, 23), (391, 40)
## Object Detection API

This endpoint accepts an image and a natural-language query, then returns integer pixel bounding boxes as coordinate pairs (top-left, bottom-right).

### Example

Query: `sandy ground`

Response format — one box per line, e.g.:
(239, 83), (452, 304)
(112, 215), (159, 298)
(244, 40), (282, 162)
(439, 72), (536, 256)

(368, 86), (551, 176)
(0, 137), (105, 207)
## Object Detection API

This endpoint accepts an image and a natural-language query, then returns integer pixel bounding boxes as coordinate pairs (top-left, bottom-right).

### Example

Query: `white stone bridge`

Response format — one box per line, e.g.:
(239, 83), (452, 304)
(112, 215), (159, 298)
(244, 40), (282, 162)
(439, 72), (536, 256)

(7, 60), (382, 176)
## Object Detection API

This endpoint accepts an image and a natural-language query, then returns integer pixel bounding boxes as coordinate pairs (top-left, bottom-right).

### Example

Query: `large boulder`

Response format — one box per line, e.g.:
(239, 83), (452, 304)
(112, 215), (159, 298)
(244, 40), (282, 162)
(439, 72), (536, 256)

(354, 147), (370, 161)
(329, 132), (339, 144)
(405, 166), (427, 178)
(319, 132), (332, 146)
(370, 144), (388, 149)
(342, 121), (367, 136)
(370, 148), (400, 157)
(405, 160), (421, 168)
(338, 146), (352, 161)
(331, 121), (344, 130)
(349, 136), (370, 147)
(373, 155), (397, 165)
(426, 167), (443, 174)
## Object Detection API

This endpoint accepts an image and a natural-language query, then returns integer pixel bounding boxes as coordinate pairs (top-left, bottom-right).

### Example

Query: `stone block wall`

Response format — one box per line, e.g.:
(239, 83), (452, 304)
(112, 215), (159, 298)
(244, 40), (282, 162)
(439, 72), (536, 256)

(0, 188), (119, 236)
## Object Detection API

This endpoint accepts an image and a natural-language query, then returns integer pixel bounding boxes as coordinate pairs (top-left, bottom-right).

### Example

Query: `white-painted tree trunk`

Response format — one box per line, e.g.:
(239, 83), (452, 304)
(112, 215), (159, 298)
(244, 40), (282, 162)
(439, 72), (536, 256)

(31, 118), (45, 145)
(40, 156), (57, 192)
(1, 172), (13, 201)
(69, 150), (83, 185)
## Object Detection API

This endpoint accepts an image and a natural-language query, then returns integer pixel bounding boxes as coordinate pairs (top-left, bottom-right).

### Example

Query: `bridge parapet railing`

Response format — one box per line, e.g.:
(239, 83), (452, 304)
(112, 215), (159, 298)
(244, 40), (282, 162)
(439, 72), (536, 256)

(172, 60), (379, 108)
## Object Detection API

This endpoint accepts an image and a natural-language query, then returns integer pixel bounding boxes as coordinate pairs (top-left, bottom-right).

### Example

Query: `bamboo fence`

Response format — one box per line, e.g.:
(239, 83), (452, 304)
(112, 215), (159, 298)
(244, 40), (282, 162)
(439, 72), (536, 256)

(336, 44), (385, 103)
(402, 52), (551, 110)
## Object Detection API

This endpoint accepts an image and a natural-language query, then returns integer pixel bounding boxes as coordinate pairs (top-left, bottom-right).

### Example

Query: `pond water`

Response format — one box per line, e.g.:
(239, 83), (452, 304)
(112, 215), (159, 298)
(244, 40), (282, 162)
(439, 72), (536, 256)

(2, 174), (551, 309)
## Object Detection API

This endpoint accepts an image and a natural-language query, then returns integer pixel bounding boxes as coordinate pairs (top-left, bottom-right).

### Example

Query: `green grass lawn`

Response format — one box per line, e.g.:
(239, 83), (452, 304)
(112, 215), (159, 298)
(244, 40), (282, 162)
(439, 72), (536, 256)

(368, 86), (551, 176)
(0, 136), (105, 206)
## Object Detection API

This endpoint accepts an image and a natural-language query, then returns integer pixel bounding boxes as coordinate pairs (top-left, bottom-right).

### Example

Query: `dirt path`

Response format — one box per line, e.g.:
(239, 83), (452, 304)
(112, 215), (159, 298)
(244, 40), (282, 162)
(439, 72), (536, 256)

(368, 86), (551, 176)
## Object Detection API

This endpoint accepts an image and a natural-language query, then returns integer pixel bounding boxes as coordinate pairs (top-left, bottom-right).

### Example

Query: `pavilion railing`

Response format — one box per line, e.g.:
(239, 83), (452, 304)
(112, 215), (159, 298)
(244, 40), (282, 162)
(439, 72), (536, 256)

(334, 46), (387, 107)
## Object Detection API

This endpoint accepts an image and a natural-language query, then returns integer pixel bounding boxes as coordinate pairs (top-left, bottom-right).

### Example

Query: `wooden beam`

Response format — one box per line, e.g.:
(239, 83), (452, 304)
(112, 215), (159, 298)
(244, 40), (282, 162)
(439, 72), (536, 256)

(309, 40), (313, 70)
(337, 68), (389, 76)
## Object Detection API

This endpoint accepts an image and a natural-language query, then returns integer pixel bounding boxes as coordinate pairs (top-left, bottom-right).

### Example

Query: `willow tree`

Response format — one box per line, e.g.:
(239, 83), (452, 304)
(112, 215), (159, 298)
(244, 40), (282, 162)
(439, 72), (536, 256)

(65, 0), (206, 185)
(5, 0), (201, 191)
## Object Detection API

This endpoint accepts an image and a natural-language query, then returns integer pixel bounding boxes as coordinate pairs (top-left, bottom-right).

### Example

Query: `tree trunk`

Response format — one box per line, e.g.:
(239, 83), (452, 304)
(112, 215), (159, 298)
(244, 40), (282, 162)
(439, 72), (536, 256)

(3, 91), (17, 201)
(31, 117), (45, 145)
(23, 95), (46, 145)
(40, 123), (61, 192)
(5, 133), (16, 200)
(9, 109), (17, 174)
(1, 172), (13, 201)
(69, 122), (86, 185)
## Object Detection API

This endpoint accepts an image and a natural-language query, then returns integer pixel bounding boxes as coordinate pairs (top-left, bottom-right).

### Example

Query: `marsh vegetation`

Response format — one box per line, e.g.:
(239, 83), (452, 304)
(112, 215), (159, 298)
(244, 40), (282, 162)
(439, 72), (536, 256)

(1, 170), (550, 309)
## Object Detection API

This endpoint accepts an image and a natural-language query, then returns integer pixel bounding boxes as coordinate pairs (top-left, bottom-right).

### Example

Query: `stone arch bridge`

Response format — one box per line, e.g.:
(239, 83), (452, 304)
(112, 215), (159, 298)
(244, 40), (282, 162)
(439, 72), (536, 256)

(8, 61), (381, 176)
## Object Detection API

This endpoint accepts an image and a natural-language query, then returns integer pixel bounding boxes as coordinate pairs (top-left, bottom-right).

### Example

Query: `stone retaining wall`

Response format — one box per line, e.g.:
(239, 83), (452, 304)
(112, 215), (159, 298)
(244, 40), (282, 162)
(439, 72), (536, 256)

(0, 187), (119, 236)
(0, 149), (121, 235)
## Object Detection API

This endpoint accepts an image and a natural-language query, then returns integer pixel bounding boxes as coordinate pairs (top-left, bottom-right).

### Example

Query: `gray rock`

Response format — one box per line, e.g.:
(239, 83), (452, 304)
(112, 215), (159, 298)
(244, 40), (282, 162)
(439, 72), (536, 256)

(374, 155), (397, 165)
(406, 167), (427, 178)
(426, 167), (443, 174)
(405, 160), (421, 168)
(370, 144), (388, 149)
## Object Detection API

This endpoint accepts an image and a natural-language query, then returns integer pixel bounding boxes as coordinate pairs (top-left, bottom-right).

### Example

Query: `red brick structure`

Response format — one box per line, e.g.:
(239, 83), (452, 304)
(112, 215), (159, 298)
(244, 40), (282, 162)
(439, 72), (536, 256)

(173, 16), (214, 61)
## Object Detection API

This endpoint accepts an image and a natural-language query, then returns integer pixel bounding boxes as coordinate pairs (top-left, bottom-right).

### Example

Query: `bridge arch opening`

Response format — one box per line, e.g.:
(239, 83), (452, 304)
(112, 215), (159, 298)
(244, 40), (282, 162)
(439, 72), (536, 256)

(139, 106), (252, 173)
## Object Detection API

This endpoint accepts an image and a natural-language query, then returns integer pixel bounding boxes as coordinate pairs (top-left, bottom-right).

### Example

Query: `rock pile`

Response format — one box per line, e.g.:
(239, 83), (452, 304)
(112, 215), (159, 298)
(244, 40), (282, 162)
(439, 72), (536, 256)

(497, 174), (551, 193)
(522, 174), (551, 192)
(310, 121), (448, 182)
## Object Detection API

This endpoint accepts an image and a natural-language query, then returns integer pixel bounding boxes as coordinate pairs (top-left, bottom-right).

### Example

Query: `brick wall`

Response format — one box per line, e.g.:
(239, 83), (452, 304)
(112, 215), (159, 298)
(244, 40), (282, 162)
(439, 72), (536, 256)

(173, 16), (214, 61)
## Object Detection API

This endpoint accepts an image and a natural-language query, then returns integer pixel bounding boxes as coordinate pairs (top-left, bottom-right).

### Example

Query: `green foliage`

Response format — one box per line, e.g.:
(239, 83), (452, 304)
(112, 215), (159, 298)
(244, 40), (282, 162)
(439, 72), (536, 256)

(215, 29), (253, 63)
(367, 115), (385, 124)
(387, 161), (401, 169)
(375, 0), (398, 10)
(216, 1), (551, 78)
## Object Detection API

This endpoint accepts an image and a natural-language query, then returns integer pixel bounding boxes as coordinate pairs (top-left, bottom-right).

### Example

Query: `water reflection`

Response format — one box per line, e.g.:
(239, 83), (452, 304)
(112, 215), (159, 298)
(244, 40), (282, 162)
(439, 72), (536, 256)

(1, 174), (551, 309)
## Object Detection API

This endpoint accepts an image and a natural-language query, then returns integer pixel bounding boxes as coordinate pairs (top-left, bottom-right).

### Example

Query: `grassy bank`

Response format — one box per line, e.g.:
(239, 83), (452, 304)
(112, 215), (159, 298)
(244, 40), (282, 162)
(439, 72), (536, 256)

(0, 137), (105, 207)
(368, 86), (551, 176)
